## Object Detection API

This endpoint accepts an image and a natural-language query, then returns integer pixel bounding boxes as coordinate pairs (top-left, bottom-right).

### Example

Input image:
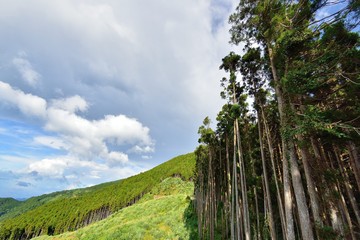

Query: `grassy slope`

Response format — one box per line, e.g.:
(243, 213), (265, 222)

(0, 153), (195, 240)
(33, 178), (198, 240)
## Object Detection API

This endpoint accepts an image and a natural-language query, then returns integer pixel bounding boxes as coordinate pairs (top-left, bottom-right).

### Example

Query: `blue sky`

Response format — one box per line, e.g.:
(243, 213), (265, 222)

(0, 0), (240, 198)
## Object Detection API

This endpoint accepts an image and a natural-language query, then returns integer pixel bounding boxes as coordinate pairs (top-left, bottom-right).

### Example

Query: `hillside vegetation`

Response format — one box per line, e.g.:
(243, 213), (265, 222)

(0, 188), (101, 222)
(0, 199), (21, 218)
(0, 153), (195, 240)
(33, 178), (198, 240)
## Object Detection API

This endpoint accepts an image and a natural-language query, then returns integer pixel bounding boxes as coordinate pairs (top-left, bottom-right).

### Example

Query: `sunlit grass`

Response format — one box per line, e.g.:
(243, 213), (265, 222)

(33, 178), (198, 240)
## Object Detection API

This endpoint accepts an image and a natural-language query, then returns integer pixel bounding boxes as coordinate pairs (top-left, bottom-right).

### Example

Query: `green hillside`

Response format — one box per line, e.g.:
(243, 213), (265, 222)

(0, 153), (195, 240)
(33, 178), (198, 240)
(0, 198), (21, 218)
(0, 188), (101, 222)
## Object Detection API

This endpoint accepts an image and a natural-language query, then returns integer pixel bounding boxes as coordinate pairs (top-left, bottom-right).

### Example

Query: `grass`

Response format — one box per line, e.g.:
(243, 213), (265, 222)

(33, 178), (198, 240)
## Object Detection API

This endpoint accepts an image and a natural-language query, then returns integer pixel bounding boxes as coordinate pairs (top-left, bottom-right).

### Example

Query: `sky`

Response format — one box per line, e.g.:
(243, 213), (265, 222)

(0, 0), (241, 198)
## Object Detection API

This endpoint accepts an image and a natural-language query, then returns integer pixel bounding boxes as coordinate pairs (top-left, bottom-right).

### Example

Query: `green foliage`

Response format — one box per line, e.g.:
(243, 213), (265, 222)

(199, 0), (360, 239)
(0, 198), (21, 218)
(0, 153), (196, 240)
(0, 188), (98, 222)
(316, 224), (342, 240)
(32, 178), (198, 240)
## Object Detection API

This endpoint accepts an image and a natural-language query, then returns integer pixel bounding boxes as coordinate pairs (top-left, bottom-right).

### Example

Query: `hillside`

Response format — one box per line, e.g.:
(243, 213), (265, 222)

(33, 178), (198, 240)
(0, 153), (196, 240)
(0, 198), (21, 218)
(0, 187), (101, 222)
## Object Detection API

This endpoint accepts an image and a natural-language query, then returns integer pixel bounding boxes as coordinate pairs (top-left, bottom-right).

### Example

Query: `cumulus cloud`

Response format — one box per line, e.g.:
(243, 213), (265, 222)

(0, 81), (154, 168)
(0, 0), (241, 197)
(0, 81), (47, 118)
(51, 95), (89, 113)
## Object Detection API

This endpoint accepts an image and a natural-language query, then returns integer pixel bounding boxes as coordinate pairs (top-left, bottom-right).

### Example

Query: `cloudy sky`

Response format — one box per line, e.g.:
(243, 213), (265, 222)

(0, 0), (241, 198)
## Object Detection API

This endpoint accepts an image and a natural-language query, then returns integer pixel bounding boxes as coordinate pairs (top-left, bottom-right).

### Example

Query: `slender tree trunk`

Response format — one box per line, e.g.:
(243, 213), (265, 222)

(334, 146), (360, 227)
(233, 125), (241, 240)
(226, 136), (234, 239)
(235, 119), (251, 240)
(268, 46), (314, 240)
(296, 135), (322, 228)
(347, 142), (360, 192)
(268, 46), (295, 240)
(325, 150), (345, 236)
(254, 187), (260, 240)
(257, 110), (276, 239)
(208, 149), (215, 240)
(338, 186), (356, 240)
(289, 142), (315, 240)
(262, 107), (286, 239)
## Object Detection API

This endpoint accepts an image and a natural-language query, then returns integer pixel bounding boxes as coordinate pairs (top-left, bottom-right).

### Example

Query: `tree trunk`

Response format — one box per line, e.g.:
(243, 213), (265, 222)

(334, 146), (360, 227)
(268, 46), (295, 240)
(226, 136), (234, 239)
(347, 142), (360, 192)
(296, 135), (322, 227)
(235, 119), (251, 240)
(233, 125), (241, 240)
(257, 110), (276, 240)
(288, 142), (315, 240)
(262, 106), (286, 239)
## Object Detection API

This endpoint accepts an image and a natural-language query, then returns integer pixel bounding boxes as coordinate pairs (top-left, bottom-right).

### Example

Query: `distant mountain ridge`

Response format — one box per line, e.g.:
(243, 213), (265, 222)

(0, 153), (195, 240)
(0, 198), (21, 218)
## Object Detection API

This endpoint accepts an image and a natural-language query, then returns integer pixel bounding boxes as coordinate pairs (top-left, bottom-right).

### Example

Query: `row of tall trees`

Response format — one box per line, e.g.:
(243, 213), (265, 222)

(194, 0), (359, 239)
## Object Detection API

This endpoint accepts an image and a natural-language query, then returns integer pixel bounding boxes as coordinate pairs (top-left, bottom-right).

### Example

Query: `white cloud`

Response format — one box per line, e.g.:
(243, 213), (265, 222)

(108, 151), (129, 164)
(0, 81), (154, 167)
(0, 0), (241, 197)
(129, 145), (155, 154)
(0, 81), (47, 118)
(12, 53), (41, 87)
(95, 115), (152, 146)
(19, 155), (145, 193)
(51, 95), (88, 113)
(33, 136), (69, 150)
(28, 158), (68, 178)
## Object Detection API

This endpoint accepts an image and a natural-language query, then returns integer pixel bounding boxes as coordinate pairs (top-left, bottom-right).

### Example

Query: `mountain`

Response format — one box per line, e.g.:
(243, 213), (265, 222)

(0, 153), (196, 240)
(33, 177), (198, 240)
(0, 198), (21, 218)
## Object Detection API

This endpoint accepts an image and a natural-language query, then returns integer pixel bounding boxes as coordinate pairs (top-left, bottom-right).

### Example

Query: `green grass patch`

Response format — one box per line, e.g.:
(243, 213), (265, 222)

(33, 178), (198, 240)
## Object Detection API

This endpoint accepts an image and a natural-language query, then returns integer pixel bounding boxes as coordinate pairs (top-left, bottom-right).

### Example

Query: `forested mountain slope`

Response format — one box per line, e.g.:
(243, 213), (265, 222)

(33, 177), (198, 240)
(0, 153), (195, 240)
(0, 187), (105, 222)
(0, 199), (21, 218)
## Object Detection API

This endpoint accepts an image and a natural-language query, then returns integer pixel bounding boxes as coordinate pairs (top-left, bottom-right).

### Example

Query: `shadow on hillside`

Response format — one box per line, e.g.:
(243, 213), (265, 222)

(183, 197), (199, 240)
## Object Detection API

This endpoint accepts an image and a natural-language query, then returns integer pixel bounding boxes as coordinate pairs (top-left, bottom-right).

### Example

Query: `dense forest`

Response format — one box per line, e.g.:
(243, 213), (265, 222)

(194, 0), (359, 239)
